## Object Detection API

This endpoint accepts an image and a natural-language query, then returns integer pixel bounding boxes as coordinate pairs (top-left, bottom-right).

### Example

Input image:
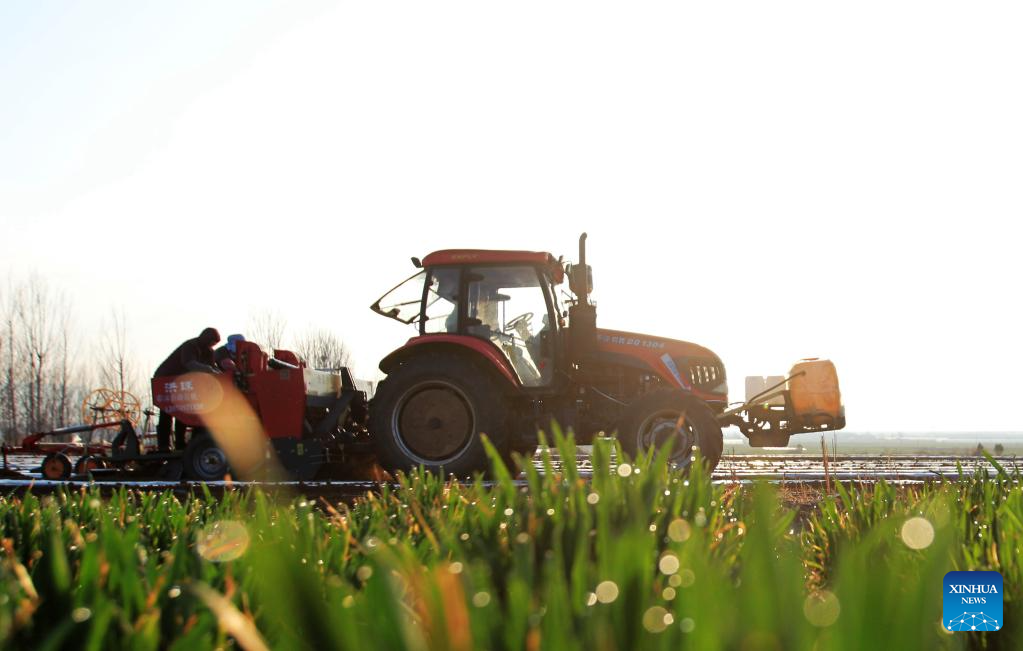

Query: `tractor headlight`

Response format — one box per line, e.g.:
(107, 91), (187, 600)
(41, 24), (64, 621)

(709, 381), (728, 395)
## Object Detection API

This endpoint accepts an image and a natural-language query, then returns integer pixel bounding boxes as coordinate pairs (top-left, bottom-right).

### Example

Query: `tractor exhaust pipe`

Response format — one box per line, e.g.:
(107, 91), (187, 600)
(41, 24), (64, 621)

(578, 232), (588, 304)
(569, 232), (597, 360)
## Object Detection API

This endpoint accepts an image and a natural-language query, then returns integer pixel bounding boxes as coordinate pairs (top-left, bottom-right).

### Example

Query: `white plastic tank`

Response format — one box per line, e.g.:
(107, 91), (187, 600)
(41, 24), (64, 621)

(745, 376), (786, 406)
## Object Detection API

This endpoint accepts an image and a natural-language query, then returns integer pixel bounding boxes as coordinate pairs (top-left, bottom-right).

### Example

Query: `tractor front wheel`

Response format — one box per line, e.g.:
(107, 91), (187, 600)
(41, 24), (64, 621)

(370, 354), (512, 478)
(616, 390), (723, 472)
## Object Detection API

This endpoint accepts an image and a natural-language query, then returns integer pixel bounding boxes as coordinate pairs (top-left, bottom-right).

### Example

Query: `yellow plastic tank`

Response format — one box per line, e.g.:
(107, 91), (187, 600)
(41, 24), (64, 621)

(787, 358), (842, 423)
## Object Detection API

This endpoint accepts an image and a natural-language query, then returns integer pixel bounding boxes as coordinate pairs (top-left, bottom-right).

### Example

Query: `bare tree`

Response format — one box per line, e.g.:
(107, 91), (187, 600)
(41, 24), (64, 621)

(54, 305), (77, 427)
(0, 285), (10, 441)
(1, 283), (28, 441)
(1, 292), (19, 440)
(0, 275), (84, 441)
(97, 309), (142, 399)
(248, 309), (287, 353)
(17, 276), (59, 432)
(294, 328), (352, 370)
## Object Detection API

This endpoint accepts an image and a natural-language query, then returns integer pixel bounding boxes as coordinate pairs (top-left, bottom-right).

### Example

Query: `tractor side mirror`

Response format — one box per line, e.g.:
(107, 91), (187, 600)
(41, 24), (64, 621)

(568, 263), (593, 298)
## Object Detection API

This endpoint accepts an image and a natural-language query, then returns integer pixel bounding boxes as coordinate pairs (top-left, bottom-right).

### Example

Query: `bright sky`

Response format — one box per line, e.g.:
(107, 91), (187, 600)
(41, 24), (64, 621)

(1, 1), (1021, 432)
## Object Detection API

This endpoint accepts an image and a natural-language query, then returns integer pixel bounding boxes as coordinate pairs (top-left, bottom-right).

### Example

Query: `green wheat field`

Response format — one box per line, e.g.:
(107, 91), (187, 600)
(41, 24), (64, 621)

(1, 432), (1020, 650)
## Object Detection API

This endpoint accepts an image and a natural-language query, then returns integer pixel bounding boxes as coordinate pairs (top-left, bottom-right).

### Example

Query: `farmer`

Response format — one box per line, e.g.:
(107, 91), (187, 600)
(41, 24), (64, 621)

(153, 327), (221, 451)
(214, 334), (246, 373)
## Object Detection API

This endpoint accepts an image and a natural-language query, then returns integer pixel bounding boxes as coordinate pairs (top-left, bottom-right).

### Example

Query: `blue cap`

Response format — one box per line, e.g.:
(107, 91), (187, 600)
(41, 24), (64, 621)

(226, 334), (246, 353)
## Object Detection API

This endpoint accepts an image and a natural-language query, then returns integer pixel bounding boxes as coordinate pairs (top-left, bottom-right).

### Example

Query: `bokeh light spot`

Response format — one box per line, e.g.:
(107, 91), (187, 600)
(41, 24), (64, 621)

(901, 517), (935, 550)
(667, 518), (692, 542)
(803, 590), (841, 627)
(196, 520), (250, 562)
(659, 553), (680, 575)
(596, 581), (619, 604)
(643, 606), (671, 633)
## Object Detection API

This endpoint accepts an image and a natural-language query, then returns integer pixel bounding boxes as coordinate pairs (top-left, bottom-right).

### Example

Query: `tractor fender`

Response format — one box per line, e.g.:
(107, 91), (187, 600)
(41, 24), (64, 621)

(378, 335), (522, 389)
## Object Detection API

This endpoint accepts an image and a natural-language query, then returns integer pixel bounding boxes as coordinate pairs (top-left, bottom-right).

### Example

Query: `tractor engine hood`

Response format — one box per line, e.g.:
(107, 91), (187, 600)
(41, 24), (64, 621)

(594, 328), (728, 398)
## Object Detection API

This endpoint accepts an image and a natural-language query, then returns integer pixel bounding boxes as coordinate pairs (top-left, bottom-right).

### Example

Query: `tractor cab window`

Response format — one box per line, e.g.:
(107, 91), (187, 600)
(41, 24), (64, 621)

(423, 268), (460, 334)
(466, 266), (554, 387)
(371, 271), (427, 325)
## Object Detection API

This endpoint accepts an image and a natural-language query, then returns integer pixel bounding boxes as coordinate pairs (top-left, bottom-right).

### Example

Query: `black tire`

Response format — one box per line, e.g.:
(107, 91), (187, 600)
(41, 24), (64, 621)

(41, 452), (72, 480)
(183, 432), (230, 481)
(157, 460), (184, 481)
(370, 353), (513, 478)
(616, 389), (723, 472)
(74, 455), (105, 476)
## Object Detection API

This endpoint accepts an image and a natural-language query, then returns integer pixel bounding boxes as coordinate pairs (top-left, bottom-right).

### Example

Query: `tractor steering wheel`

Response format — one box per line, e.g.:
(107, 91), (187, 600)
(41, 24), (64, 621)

(504, 311), (534, 334)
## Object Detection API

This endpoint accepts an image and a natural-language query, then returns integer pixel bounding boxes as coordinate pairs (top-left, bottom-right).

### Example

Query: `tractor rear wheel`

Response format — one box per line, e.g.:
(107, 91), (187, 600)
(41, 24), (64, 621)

(370, 353), (512, 478)
(616, 390), (723, 472)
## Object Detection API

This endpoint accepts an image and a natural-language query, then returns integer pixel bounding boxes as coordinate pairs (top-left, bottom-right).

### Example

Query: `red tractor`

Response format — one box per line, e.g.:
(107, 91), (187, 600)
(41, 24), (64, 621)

(370, 234), (844, 476)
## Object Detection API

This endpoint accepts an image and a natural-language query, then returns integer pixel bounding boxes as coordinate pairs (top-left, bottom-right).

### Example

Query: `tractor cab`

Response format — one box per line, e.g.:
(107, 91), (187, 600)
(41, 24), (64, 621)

(372, 250), (567, 388)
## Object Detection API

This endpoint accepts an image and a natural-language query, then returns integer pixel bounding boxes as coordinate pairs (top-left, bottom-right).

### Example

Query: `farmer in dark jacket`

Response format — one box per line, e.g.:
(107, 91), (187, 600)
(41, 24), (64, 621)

(153, 327), (221, 451)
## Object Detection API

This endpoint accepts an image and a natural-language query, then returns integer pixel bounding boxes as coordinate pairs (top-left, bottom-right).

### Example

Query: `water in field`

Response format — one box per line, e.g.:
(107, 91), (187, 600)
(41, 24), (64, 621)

(723, 430), (1023, 456)
(3, 432), (1019, 488)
